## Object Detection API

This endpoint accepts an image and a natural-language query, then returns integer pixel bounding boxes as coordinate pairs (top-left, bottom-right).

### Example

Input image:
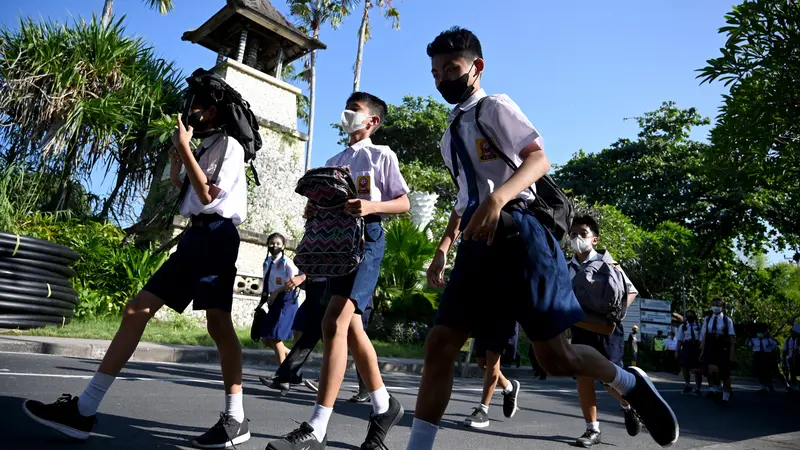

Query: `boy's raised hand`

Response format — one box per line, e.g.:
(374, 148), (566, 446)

(461, 196), (503, 245)
(345, 198), (376, 217)
(171, 114), (194, 151)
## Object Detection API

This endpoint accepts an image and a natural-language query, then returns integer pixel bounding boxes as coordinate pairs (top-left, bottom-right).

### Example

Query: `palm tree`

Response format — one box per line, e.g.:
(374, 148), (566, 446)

(288, 0), (356, 171)
(352, 0), (399, 92)
(101, 0), (174, 27)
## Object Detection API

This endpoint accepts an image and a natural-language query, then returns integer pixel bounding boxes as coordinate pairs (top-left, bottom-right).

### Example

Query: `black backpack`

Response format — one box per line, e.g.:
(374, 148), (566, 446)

(470, 97), (574, 243)
(183, 68), (263, 185)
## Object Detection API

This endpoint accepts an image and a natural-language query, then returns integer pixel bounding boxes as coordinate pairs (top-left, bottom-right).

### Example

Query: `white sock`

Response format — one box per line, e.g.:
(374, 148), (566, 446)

(620, 403), (631, 411)
(370, 385), (391, 415)
(722, 392), (730, 401)
(77, 372), (115, 417)
(501, 380), (512, 394)
(479, 403), (489, 414)
(406, 417), (439, 450)
(308, 403), (332, 442)
(607, 365), (636, 395)
(587, 421), (600, 432)
(225, 391), (245, 423)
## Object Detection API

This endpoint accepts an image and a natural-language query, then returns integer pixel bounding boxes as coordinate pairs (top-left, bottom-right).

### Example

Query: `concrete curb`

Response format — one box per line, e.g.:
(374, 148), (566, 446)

(690, 431), (800, 449)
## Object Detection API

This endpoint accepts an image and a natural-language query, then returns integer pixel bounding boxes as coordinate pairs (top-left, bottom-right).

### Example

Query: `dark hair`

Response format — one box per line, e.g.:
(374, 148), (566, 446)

(267, 232), (286, 245)
(426, 26), (483, 60)
(347, 92), (388, 126)
(572, 215), (600, 237)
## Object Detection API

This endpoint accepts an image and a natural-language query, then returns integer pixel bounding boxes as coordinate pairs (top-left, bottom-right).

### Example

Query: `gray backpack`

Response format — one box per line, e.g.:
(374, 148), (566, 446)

(569, 250), (627, 327)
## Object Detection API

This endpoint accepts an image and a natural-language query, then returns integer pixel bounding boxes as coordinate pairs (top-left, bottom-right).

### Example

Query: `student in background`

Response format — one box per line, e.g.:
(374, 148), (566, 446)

(627, 326), (640, 367)
(676, 310), (703, 395)
(783, 326), (800, 392)
(747, 326), (778, 393)
(700, 298), (736, 405)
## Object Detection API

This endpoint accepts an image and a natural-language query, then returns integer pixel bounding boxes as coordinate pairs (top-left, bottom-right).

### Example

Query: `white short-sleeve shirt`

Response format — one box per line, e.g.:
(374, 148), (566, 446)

(179, 133), (248, 225)
(748, 337), (778, 353)
(263, 254), (299, 295)
(677, 323), (702, 342)
(325, 138), (409, 204)
(784, 337), (799, 359)
(441, 89), (543, 215)
(699, 313), (735, 341)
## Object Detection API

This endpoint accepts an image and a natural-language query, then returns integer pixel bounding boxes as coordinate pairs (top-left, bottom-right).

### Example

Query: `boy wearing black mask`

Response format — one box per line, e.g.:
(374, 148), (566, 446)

(24, 71), (252, 448)
(409, 27), (678, 450)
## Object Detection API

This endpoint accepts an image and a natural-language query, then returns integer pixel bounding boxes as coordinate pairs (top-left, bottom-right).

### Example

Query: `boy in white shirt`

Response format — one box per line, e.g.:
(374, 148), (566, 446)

(700, 298), (736, 405)
(268, 92), (410, 450)
(676, 310), (704, 395)
(24, 69), (253, 448)
(409, 27), (678, 450)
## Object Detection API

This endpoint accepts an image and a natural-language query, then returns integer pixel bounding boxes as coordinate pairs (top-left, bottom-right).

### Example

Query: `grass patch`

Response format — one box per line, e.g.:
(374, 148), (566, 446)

(12, 316), (425, 358)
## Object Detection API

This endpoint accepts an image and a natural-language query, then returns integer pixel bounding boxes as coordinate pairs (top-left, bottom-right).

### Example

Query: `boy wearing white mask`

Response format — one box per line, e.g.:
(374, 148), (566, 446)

(567, 215), (641, 448)
(268, 92), (410, 450)
(700, 298), (736, 405)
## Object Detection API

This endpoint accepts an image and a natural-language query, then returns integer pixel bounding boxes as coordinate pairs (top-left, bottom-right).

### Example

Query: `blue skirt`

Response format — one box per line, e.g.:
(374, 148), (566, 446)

(261, 291), (299, 341)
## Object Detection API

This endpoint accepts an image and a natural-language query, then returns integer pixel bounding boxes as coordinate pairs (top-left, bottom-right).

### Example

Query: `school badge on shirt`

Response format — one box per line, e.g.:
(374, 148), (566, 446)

(275, 277), (283, 285)
(476, 138), (498, 162)
(357, 175), (371, 194)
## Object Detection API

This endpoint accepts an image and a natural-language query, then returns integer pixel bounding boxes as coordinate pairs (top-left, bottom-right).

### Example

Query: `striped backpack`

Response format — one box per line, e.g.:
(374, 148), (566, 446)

(294, 166), (365, 277)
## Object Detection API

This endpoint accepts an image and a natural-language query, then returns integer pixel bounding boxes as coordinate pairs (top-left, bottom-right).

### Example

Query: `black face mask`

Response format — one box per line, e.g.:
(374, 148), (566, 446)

(187, 110), (205, 130)
(437, 63), (477, 105)
(687, 317), (696, 323)
(269, 246), (283, 257)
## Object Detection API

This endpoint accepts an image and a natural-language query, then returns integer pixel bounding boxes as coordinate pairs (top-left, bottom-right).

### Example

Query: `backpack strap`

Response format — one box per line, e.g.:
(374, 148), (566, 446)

(474, 97), (536, 197)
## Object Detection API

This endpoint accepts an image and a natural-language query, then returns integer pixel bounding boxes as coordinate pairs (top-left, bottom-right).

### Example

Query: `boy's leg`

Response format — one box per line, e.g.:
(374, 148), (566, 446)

(206, 309), (244, 399)
(22, 290), (166, 439)
(414, 325), (471, 425)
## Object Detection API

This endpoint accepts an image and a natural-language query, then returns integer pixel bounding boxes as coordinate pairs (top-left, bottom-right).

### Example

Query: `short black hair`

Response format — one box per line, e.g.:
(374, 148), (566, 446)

(267, 232), (286, 245)
(347, 92), (388, 126)
(572, 215), (600, 237)
(426, 27), (483, 60)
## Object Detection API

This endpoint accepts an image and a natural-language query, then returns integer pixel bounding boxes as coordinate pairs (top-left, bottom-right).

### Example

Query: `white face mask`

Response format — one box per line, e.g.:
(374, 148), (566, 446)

(341, 110), (370, 135)
(711, 306), (722, 315)
(570, 236), (593, 254)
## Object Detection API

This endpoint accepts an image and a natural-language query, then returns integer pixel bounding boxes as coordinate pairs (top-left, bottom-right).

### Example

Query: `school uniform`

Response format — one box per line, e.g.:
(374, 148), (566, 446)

(324, 138), (409, 314)
(260, 254), (301, 341)
(700, 313), (735, 378)
(784, 337), (800, 386)
(568, 250), (637, 367)
(676, 322), (702, 370)
(435, 89), (584, 351)
(749, 336), (778, 388)
(144, 131), (246, 313)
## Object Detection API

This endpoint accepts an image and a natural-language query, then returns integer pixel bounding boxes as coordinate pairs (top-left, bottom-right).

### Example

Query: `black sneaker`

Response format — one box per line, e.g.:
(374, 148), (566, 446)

(622, 367), (679, 447)
(622, 407), (641, 436)
(22, 394), (96, 440)
(261, 375), (290, 393)
(361, 395), (404, 449)
(502, 379), (520, 418)
(349, 390), (370, 403)
(268, 422), (326, 450)
(191, 413), (250, 449)
(682, 385), (692, 394)
(576, 429), (601, 448)
(290, 374), (304, 386)
(304, 379), (320, 393)
(462, 407), (489, 428)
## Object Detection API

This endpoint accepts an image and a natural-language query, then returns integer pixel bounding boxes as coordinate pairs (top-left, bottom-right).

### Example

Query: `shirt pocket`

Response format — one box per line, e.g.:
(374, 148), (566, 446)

(353, 170), (376, 199)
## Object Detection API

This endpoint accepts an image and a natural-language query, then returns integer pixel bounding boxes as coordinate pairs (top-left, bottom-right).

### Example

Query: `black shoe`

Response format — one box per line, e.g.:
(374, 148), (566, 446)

(622, 367), (679, 447)
(304, 379), (320, 393)
(191, 413), (250, 449)
(502, 379), (520, 418)
(576, 429), (601, 448)
(622, 407), (641, 437)
(290, 374), (304, 386)
(260, 375), (290, 393)
(267, 422), (326, 450)
(682, 385), (692, 394)
(22, 394), (96, 440)
(462, 407), (489, 428)
(539, 373), (547, 380)
(361, 395), (404, 449)
(349, 390), (370, 403)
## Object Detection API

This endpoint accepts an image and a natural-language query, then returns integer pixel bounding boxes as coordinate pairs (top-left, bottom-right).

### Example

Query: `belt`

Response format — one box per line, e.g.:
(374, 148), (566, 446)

(190, 213), (229, 227)
(364, 215), (382, 224)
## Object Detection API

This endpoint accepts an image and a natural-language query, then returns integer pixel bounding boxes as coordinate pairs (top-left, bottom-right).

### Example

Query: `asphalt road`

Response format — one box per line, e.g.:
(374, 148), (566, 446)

(0, 352), (798, 450)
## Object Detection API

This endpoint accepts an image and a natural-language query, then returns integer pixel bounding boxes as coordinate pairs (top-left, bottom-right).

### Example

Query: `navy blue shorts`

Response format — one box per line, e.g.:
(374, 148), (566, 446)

(329, 220), (385, 314)
(436, 208), (583, 342)
(144, 216), (239, 313)
(261, 291), (300, 341)
(292, 279), (330, 334)
(571, 325), (625, 366)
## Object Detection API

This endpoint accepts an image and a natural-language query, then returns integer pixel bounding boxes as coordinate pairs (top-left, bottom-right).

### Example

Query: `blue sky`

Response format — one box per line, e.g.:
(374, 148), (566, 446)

(3, 1), (791, 261)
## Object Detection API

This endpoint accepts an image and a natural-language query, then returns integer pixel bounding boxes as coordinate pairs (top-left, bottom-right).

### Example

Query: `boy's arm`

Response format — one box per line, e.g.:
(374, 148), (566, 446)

(427, 209), (462, 288)
(172, 116), (219, 205)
